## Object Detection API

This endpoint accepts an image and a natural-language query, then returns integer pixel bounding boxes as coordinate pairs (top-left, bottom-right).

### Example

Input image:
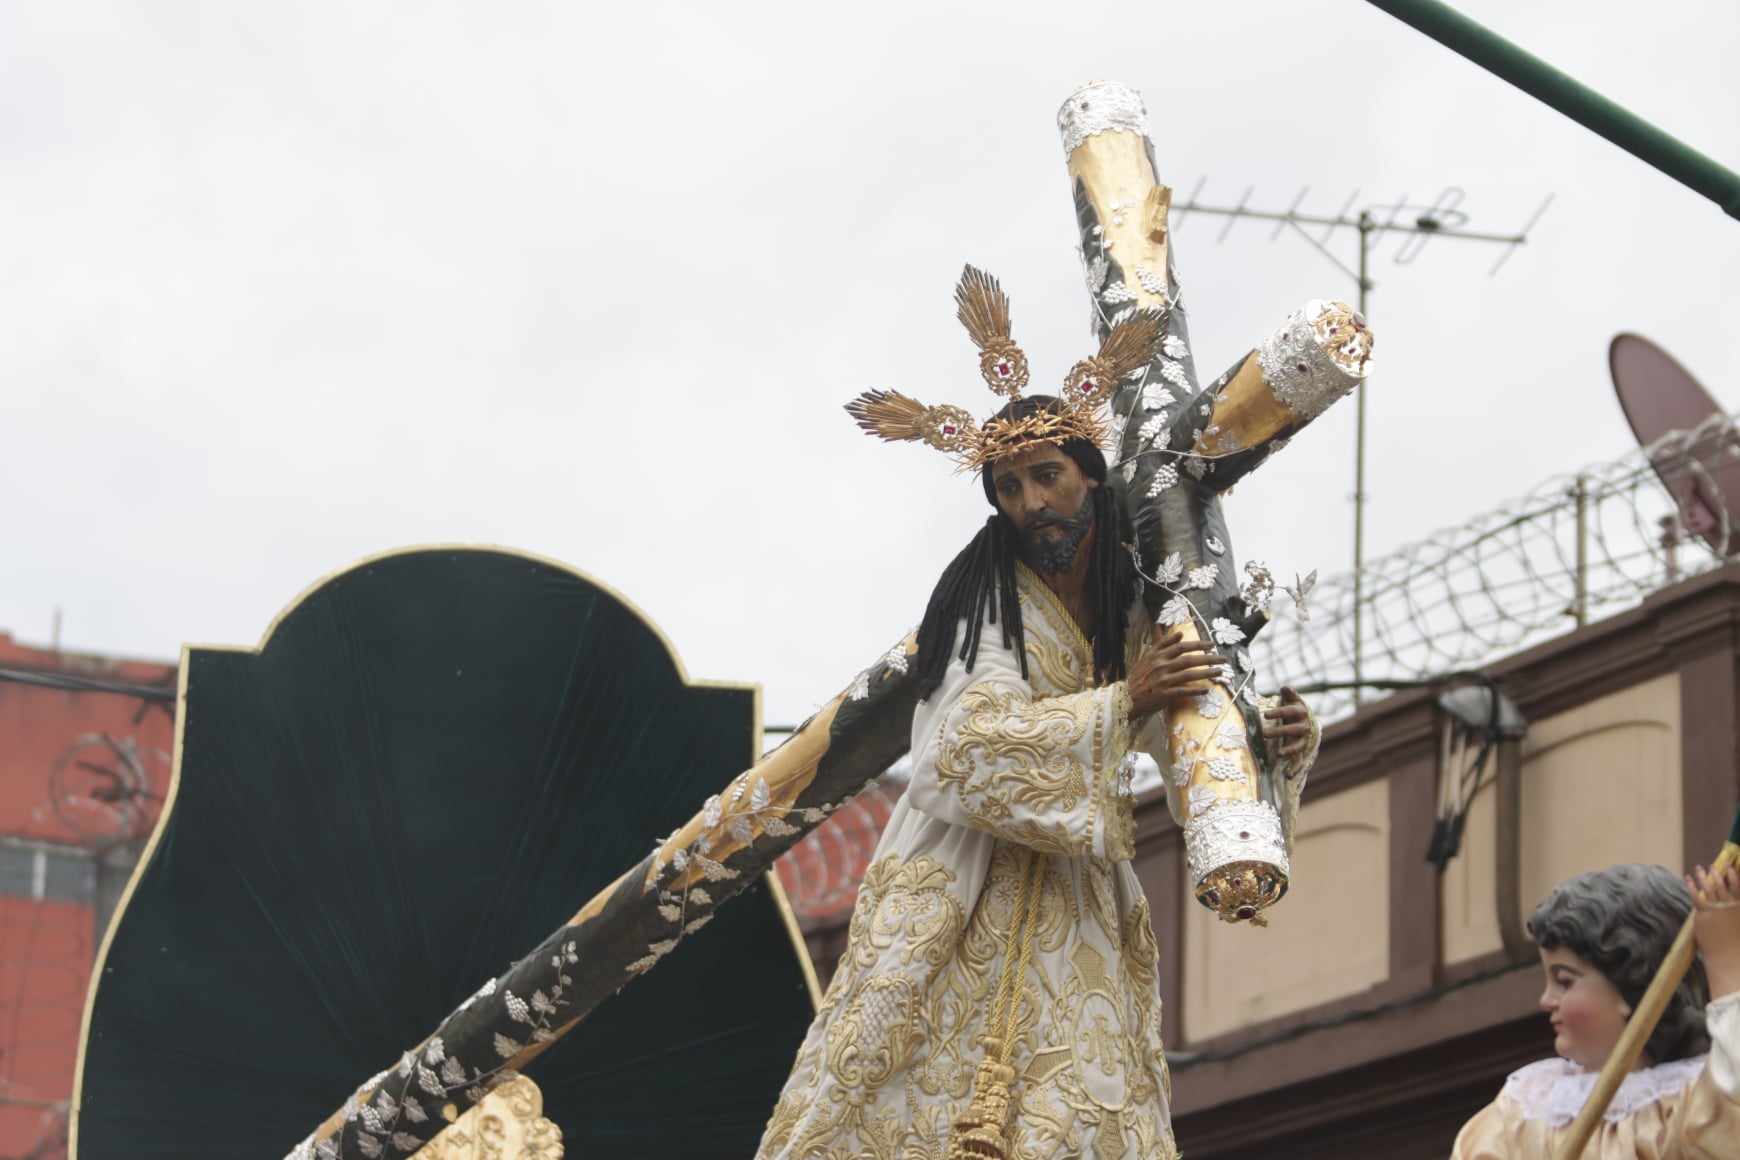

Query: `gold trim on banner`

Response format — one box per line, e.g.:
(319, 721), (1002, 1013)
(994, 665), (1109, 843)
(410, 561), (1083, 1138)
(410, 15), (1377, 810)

(68, 544), (789, 1158)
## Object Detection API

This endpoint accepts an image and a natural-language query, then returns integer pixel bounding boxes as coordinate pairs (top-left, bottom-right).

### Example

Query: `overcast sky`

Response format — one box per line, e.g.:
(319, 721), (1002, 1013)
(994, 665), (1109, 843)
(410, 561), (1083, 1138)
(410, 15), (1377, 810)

(3, 1), (1736, 727)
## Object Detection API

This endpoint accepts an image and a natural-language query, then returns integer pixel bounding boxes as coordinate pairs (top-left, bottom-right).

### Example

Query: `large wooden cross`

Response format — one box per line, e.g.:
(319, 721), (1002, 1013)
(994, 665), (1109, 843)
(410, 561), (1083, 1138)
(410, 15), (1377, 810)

(1058, 81), (1372, 921)
(291, 80), (1372, 1160)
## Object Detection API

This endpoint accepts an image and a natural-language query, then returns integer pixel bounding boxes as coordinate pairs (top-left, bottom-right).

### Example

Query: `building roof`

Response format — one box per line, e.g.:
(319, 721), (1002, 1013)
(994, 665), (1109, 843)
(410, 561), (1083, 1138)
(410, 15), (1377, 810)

(772, 775), (903, 931)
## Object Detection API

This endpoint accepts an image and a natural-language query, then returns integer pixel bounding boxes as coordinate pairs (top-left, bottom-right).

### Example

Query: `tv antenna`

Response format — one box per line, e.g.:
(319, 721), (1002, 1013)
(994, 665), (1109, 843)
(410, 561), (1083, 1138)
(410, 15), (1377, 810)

(1172, 183), (1553, 702)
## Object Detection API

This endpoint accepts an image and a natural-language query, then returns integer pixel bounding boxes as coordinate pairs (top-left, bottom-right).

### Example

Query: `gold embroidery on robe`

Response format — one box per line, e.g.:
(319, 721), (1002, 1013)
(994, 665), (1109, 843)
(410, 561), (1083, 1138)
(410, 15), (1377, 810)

(935, 684), (1095, 832)
(754, 567), (1196, 1159)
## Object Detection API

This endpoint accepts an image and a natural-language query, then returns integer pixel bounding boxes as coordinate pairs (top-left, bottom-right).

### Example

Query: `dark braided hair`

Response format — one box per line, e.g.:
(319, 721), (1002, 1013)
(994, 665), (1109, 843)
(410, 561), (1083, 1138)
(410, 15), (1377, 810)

(912, 397), (1137, 700)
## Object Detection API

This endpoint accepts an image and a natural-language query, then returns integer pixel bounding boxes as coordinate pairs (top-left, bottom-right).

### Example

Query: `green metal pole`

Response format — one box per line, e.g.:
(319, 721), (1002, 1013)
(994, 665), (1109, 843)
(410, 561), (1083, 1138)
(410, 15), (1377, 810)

(1364, 0), (1740, 220)
(1353, 213), (1371, 706)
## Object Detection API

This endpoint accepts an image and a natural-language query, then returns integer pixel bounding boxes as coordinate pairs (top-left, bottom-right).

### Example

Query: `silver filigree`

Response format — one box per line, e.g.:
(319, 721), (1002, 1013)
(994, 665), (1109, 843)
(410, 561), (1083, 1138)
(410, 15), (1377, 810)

(1158, 595), (1192, 627)
(1210, 617), (1245, 645)
(1057, 81), (1149, 157)
(1204, 756), (1244, 782)
(1257, 300), (1371, 422)
(1188, 785), (1218, 817)
(1141, 384), (1175, 409)
(1117, 752), (1140, 798)
(1146, 463), (1179, 497)
(1101, 280), (1137, 305)
(1083, 254), (1109, 293)
(1184, 799), (1290, 885)
(1241, 561), (1275, 613)
(694, 854), (739, 881)
(1186, 564), (1218, 591)
(1205, 535), (1225, 556)
(1284, 569), (1318, 622)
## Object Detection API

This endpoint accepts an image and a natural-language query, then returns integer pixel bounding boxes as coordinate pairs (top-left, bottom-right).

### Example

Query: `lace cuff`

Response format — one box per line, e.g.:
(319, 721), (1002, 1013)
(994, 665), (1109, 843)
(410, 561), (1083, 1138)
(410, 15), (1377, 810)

(1709, 990), (1740, 1100)
(1095, 682), (1136, 861)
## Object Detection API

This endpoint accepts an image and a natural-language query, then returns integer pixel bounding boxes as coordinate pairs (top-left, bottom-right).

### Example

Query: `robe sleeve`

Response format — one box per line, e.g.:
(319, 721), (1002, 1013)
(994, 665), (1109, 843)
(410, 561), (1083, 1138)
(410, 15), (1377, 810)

(1266, 692), (1320, 846)
(1667, 990), (1740, 1159)
(1447, 1098), (1514, 1160)
(907, 617), (1136, 860)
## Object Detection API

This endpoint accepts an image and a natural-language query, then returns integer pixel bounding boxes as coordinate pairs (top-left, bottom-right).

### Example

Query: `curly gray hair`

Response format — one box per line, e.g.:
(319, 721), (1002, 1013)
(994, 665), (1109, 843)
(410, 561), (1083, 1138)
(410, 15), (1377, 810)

(1527, 863), (1710, 1064)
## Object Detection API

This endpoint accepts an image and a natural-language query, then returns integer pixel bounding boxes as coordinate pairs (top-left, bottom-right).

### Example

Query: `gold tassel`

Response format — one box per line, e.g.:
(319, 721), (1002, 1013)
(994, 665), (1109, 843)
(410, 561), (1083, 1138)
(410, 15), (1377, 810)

(947, 852), (1046, 1160)
(947, 1058), (1017, 1160)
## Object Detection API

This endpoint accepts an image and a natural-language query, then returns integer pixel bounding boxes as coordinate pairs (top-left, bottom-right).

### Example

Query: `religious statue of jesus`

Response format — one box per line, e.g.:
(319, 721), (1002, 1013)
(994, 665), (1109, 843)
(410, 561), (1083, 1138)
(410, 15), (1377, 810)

(755, 274), (1320, 1160)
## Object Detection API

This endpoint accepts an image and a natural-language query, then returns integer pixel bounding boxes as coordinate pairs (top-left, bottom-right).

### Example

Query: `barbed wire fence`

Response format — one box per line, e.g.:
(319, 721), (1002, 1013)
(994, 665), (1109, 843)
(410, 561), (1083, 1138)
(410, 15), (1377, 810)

(1253, 413), (1740, 720)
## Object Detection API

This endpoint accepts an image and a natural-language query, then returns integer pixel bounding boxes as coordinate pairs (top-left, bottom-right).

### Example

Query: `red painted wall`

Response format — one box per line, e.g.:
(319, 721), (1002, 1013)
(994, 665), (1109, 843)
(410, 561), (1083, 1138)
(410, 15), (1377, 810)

(0, 633), (173, 1160)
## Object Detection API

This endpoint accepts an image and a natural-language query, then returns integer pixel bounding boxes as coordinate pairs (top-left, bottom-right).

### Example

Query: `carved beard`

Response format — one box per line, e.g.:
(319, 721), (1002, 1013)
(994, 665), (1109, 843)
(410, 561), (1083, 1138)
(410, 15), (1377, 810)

(1018, 494), (1094, 574)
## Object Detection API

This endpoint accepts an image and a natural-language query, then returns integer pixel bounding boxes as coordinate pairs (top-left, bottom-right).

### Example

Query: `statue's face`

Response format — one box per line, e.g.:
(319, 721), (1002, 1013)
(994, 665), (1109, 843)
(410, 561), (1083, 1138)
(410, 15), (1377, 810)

(1538, 945), (1631, 1070)
(991, 444), (1098, 574)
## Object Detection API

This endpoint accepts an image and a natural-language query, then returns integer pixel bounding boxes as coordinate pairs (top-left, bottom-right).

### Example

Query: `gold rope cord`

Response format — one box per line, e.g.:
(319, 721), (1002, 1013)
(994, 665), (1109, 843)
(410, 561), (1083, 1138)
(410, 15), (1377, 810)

(992, 853), (1045, 1061)
(948, 848), (1045, 1160)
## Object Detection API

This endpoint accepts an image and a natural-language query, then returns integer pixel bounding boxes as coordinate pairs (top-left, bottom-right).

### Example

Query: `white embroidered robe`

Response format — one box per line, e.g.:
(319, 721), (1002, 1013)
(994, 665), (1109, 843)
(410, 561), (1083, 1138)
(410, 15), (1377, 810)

(757, 565), (1311, 1160)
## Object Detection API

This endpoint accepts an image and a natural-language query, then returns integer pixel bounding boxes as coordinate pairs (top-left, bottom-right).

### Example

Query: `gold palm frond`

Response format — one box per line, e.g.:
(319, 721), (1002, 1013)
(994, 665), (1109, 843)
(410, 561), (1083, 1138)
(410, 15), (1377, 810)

(1061, 309), (1164, 408)
(955, 265), (1029, 398)
(1097, 310), (1165, 380)
(845, 390), (976, 453)
(845, 265), (1140, 471)
(954, 266), (1012, 350)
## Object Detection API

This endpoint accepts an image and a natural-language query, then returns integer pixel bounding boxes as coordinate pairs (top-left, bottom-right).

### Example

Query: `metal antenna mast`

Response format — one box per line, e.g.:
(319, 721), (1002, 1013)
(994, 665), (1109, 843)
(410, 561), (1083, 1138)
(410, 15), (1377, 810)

(1171, 184), (1552, 702)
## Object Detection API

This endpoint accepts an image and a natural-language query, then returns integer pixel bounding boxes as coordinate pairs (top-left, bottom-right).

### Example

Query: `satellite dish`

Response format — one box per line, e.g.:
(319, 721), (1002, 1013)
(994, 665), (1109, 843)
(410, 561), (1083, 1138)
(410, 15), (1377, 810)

(1610, 332), (1738, 555)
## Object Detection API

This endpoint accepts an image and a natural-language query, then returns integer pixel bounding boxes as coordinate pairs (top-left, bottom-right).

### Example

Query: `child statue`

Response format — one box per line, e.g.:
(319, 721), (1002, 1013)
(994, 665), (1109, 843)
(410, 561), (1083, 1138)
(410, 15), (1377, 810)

(1452, 862), (1740, 1158)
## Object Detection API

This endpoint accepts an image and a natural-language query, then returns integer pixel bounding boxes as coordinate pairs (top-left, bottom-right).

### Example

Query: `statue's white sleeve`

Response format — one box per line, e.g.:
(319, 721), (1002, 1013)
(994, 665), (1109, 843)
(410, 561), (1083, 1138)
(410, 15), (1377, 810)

(1665, 991), (1740, 1157)
(907, 618), (1135, 860)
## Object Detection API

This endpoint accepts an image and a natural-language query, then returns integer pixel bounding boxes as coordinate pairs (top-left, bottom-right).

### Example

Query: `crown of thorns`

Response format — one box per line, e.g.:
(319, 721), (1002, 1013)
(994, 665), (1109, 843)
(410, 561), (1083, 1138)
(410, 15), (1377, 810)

(845, 265), (1161, 471)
